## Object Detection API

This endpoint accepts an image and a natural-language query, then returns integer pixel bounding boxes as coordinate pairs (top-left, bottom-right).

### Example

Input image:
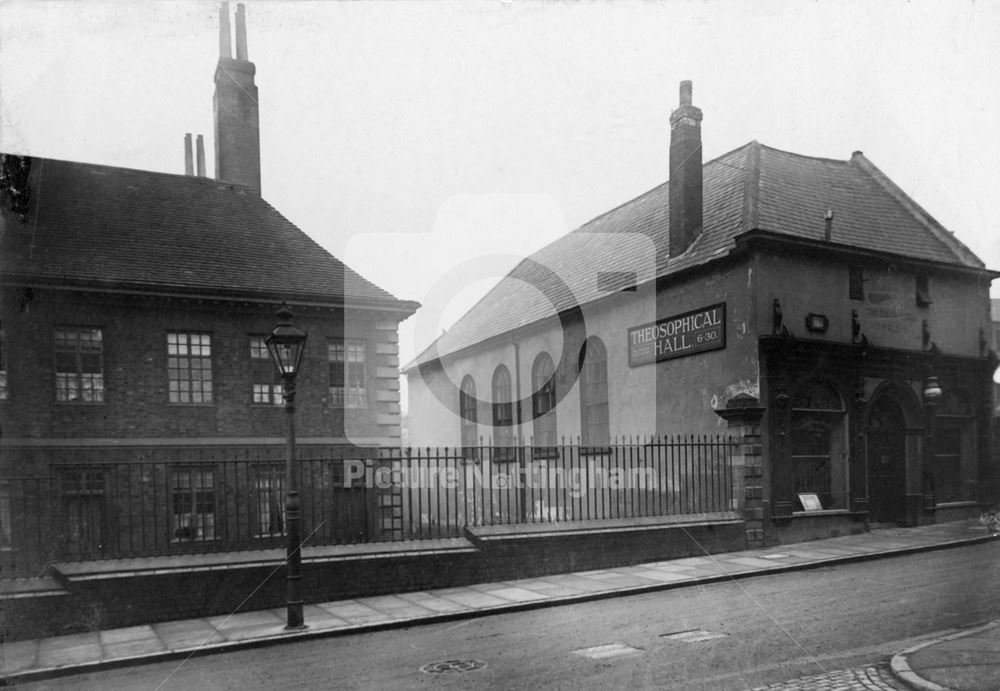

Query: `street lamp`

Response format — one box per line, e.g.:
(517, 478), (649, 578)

(266, 302), (308, 630)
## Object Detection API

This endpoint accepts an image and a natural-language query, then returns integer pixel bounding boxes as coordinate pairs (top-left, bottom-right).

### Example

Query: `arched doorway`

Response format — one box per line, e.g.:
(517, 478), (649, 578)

(867, 395), (907, 523)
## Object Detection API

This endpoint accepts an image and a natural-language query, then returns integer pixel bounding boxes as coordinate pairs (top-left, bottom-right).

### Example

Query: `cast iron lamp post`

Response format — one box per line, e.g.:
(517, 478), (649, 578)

(266, 303), (308, 630)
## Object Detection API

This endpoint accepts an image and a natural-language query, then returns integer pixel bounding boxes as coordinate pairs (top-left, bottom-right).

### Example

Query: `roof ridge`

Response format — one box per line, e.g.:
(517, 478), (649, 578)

(2, 152), (259, 191)
(850, 152), (984, 268)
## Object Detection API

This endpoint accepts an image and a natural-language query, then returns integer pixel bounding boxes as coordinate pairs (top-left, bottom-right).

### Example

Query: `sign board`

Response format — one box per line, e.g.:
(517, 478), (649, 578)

(797, 493), (823, 511)
(628, 303), (726, 367)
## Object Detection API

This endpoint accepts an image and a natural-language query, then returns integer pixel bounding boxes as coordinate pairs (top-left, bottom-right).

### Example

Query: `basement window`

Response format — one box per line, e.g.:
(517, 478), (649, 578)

(915, 274), (932, 307)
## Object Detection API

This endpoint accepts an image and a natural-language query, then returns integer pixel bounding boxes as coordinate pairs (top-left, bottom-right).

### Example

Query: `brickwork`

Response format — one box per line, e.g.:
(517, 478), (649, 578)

(0, 289), (404, 458)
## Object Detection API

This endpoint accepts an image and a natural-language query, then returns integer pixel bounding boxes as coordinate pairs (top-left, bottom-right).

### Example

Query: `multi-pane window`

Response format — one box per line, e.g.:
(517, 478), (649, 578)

(460, 376), (478, 459)
(790, 381), (847, 510)
(492, 365), (515, 460)
(0, 321), (7, 401)
(171, 468), (216, 541)
(167, 332), (212, 403)
(328, 340), (366, 408)
(54, 327), (104, 402)
(531, 352), (557, 455)
(250, 336), (283, 406)
(254, 465), (285, 537)
(935, 390), (972, 503)
(579, 338), (610, 449)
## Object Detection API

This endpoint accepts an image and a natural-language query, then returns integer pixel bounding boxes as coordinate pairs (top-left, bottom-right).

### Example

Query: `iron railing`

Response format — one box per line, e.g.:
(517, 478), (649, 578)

(0, 435), (734, 577)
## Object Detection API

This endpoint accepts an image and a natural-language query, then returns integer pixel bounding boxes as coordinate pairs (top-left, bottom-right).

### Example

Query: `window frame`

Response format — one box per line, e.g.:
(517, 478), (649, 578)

(170, 466), (217, 542)
(253, 464), (286, 538)
(167, 331), (214, 405)
(54, 326), (105, 404)
(531, 352), (558, 458)
(789, 380), (847, 511)
(459, 375), (478, 460)
(491, 365), (515, 461)
(249, 335), (284, 406)
(328, 339), (368, 409)
(579, 338), (610, 451)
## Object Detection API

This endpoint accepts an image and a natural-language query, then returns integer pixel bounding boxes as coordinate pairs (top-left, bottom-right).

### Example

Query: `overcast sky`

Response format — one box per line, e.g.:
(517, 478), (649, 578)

(3, 0), (998, 379)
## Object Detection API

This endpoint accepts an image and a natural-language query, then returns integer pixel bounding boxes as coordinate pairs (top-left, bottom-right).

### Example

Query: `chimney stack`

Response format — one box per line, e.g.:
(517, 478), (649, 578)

(184, 133), (194, 175)
(214, 1), (261, 192)
(196, 135), (206, 177)
(668, 80), (704, 257)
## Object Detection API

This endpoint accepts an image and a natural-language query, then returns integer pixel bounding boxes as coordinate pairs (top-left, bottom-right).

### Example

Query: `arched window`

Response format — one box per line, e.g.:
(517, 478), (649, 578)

(491, 365), (514, 458)
(934, 389), (974, 503)
(459, 376), (477, 459)
(579, 338), (609, 448)
(791, 380), (847, 510)
(532, 352), (557, 456)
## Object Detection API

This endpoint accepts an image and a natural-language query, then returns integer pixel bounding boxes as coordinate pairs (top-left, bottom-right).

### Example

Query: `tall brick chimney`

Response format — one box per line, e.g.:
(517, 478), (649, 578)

(668, 80), (703, 257)
(214, 2), (261, 192)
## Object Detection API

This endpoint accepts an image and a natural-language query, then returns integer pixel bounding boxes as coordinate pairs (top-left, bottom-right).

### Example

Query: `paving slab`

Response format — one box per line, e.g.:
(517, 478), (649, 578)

(394, 591), (470, 613)
(152, 619), (226, 649)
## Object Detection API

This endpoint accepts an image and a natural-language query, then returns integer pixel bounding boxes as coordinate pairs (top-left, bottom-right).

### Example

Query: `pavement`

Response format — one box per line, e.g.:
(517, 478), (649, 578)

(1, 519), (997, 688)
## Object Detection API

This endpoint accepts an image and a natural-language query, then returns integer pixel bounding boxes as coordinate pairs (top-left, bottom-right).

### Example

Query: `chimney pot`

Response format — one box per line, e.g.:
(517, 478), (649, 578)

(196, 135), (206, 177)
(235, 3), (248, 61)
(184, 133), (194, 175)
(219, 2), (232, 59)
(679, 80), (693, 106)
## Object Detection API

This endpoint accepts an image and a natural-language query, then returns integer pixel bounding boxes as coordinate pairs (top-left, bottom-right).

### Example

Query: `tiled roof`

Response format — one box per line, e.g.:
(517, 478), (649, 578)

(0, 155), (417, 312)
(410, 141), (986, 367)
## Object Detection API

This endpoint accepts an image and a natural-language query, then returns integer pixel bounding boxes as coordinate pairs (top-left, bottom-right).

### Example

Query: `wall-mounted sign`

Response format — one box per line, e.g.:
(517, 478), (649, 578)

(628, 302), (726, 367)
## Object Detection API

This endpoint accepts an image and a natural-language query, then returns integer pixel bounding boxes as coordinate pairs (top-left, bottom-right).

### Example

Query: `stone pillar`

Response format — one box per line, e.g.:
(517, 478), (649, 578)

(716, 393), (767, 548)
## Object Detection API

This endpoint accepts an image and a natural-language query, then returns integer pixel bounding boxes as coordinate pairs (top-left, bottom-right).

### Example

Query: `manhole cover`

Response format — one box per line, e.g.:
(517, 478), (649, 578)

(573, 643), (643, 659)
(661, 629), (727, 643)
(420, 659), (487, 674)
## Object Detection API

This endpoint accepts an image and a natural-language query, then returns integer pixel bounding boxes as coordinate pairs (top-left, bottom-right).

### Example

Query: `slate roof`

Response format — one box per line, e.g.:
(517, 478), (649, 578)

(409, 141), (986, 368)
(0, 155), (417, 312)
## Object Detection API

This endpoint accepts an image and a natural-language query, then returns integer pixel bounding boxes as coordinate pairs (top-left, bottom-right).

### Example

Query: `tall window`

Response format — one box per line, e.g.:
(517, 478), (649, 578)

(790, 380), (847, 510)
(254, 465), (285, 537)
(531, 352), (557, 455)
(167, 332), (212, 403)
(849, 266), (864, 300)
(250, 336), (283, 405)
(0, 321), (7, 401)
(579, 338), (609, 448)
(54, 327), (104, 402)
(172, 468), (216, 541)
(492, 365), (514, 459)
(934, 390), (973, 503)
(459, 376), (478, 459)
(328, 340), (366, 408)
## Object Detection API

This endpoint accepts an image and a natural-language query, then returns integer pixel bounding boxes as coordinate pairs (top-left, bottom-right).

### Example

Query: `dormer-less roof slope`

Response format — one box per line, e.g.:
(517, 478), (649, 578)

(410, 141), (986, 367)
(0, 155), (418, 314)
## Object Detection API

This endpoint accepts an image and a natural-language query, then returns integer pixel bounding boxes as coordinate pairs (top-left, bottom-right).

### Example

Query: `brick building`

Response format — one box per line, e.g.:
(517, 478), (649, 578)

(407, 81), (998, 543)
(0, 4), (417, 570)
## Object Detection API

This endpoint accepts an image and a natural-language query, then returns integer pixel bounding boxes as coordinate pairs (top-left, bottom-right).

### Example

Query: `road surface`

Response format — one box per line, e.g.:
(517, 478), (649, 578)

(19, 541), (999, 690)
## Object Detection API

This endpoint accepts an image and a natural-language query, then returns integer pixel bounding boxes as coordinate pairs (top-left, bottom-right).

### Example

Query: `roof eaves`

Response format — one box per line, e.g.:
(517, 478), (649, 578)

(849, 152), (984, 268)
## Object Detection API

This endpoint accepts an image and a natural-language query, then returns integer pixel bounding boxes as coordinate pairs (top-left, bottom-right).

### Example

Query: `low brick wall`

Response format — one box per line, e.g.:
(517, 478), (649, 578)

(1, 518), (746, 641)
